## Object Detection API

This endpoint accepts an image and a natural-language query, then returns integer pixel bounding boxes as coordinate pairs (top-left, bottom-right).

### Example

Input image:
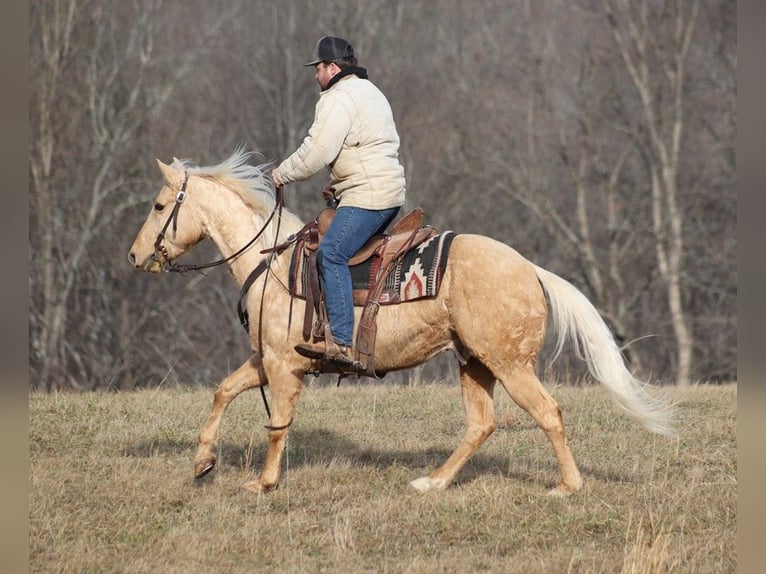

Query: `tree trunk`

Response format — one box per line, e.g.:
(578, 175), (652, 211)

(602, 0), (700, 385)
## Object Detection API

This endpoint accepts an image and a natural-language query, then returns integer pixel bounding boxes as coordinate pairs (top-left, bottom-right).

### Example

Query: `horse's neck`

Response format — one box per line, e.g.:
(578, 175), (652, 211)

(200, 190), (297, 287)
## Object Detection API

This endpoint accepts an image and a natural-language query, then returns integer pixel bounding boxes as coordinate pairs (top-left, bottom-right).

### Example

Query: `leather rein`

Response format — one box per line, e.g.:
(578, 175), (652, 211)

(152, 172), (285, 274)
(152, 174), (291, 430)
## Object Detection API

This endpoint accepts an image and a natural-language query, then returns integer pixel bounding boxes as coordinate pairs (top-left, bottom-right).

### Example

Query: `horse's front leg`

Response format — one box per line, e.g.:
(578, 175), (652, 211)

(240, 361), (303, 494)
(194, 354), (265, 478)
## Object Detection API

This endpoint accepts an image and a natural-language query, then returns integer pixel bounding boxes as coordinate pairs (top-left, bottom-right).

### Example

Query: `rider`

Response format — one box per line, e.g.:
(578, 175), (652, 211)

(271, 36), (406, 366)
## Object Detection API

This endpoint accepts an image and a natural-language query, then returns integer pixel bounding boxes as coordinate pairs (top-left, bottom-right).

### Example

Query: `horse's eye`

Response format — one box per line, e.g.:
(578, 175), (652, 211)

(154, 203), (165, 212)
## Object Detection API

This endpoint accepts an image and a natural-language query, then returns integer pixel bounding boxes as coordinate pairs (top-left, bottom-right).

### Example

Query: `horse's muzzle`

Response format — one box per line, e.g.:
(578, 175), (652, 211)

(128, 251), (163, 273)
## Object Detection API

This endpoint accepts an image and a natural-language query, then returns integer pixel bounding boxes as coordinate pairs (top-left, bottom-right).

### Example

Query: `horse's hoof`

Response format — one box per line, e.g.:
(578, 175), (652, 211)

(548, 482), (582, 497)
(547, 487), (570, 498)
(409, 476), (447, 493)
(194, 460), (216, 479)
(240, 479), (277, 494)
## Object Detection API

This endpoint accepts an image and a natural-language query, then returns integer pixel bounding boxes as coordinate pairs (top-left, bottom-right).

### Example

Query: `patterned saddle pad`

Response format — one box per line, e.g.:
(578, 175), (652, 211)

(289, 231), (457, 305)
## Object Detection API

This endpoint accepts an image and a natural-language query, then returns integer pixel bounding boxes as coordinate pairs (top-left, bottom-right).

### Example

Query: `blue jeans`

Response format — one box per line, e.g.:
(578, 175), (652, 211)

(318, 205), (400, 346)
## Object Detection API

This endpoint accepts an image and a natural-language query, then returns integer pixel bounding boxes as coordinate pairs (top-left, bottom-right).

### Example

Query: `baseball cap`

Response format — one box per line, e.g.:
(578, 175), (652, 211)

(304, 36), (355, 66)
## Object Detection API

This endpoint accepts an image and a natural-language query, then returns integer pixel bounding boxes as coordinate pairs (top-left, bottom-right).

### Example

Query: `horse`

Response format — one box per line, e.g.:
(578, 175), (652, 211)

(128, 148), (674, 496)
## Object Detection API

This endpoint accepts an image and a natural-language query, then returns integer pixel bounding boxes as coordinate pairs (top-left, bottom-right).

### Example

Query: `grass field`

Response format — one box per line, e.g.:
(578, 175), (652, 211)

(29, 382), (736, 573)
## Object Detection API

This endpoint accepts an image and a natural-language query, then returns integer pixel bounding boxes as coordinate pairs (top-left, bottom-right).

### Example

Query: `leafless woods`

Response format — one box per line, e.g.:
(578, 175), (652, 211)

(29, 0), (735, 390)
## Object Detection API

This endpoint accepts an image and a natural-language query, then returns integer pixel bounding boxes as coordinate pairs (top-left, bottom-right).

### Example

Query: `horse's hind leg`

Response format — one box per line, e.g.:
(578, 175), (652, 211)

(194, 354), (264, 478)
(497, 364), (583, 495)
(410, 359), (496, 493)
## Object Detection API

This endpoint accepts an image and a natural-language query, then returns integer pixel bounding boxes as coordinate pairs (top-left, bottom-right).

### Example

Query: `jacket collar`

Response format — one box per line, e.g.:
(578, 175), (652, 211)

(324, 66), (368, 91)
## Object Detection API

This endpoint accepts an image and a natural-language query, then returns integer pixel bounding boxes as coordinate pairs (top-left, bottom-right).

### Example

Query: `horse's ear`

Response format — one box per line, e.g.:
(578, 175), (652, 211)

(157, 158), (183, 188)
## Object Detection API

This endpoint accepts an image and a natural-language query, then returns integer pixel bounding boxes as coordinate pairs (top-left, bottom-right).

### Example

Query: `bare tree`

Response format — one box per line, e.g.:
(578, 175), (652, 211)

(28, 0), (735, 390)
(601, 0), (700, 385)
(29, 0), (229, 390)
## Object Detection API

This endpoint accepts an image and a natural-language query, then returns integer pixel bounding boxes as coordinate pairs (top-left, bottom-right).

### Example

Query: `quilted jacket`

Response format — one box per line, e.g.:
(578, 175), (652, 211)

(273, 72), (406, 210)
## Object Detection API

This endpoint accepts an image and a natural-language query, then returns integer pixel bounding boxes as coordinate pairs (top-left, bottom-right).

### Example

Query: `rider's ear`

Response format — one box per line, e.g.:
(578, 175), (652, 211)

(157, 158), (184, 189)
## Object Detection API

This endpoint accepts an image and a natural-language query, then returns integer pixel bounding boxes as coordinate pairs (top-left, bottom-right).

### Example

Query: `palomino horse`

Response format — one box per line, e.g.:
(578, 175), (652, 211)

(128, 149), (674, 496)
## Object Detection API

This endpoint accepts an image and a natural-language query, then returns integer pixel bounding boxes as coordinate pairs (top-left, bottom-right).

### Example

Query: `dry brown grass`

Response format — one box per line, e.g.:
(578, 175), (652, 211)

(29, 382), (736, 573)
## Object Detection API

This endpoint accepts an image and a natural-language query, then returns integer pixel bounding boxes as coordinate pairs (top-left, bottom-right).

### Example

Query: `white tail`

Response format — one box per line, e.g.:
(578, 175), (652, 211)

(534, 265), (675, 436)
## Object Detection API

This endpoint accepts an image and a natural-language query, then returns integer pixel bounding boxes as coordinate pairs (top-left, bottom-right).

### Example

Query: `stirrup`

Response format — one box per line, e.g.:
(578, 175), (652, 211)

(322, 324), (354, 365)
(328, 344), (354, 366)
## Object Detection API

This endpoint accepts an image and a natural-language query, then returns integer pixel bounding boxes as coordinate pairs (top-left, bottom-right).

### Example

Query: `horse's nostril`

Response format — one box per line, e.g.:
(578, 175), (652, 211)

(128, 252), (136, 265)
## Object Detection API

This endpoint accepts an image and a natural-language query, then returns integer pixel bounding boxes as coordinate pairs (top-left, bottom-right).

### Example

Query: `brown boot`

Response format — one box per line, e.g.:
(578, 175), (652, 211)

(294, 340), (354, 366)
(293, 341), (326, 360)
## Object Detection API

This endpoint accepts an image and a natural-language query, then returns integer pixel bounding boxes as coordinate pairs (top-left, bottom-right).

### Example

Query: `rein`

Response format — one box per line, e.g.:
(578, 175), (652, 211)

(153, 175), (291, 430)
(152, 174), (285, 274)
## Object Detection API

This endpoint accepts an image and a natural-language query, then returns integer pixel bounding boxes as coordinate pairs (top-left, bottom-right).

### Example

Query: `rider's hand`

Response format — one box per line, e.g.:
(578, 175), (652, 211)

(321, 182), (335, 202)
(272, 171), (283, 188)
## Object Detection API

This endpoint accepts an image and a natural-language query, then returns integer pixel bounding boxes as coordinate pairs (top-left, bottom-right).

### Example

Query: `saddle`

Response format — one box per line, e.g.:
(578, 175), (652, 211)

(294, 207), (436, 375)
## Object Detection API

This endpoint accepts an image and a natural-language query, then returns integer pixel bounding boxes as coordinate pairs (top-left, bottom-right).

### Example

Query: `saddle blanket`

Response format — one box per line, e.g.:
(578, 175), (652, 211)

(289, 231), (457, 305)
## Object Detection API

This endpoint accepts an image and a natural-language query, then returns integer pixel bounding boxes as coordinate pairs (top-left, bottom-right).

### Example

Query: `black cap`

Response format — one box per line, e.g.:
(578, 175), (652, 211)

(304, 36), (355, 67)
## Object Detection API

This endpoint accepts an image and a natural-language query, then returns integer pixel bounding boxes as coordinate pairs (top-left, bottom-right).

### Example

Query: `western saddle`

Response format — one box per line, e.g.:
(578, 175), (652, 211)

(288, 206), (436, 375)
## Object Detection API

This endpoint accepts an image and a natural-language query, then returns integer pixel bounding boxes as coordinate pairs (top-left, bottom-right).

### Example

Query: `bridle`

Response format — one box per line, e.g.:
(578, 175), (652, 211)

(151, 173), (189, 270)
(151, 172), (291, 430)
(152, 172), (284, 274)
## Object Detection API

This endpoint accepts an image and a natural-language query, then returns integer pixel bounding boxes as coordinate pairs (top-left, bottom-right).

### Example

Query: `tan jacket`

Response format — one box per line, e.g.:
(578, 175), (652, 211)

(273, 73), (406, 210)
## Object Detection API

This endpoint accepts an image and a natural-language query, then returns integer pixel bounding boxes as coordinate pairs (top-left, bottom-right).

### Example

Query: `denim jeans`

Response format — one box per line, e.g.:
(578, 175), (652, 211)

(317, 205), (400, 346)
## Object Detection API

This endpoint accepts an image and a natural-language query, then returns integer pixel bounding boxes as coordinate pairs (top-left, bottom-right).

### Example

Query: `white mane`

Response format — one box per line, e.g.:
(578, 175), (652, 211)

(179, 147), (304, 243)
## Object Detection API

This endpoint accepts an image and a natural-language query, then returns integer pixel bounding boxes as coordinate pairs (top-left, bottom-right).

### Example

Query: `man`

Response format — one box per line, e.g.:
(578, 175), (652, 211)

(272, 36), (406, 366)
